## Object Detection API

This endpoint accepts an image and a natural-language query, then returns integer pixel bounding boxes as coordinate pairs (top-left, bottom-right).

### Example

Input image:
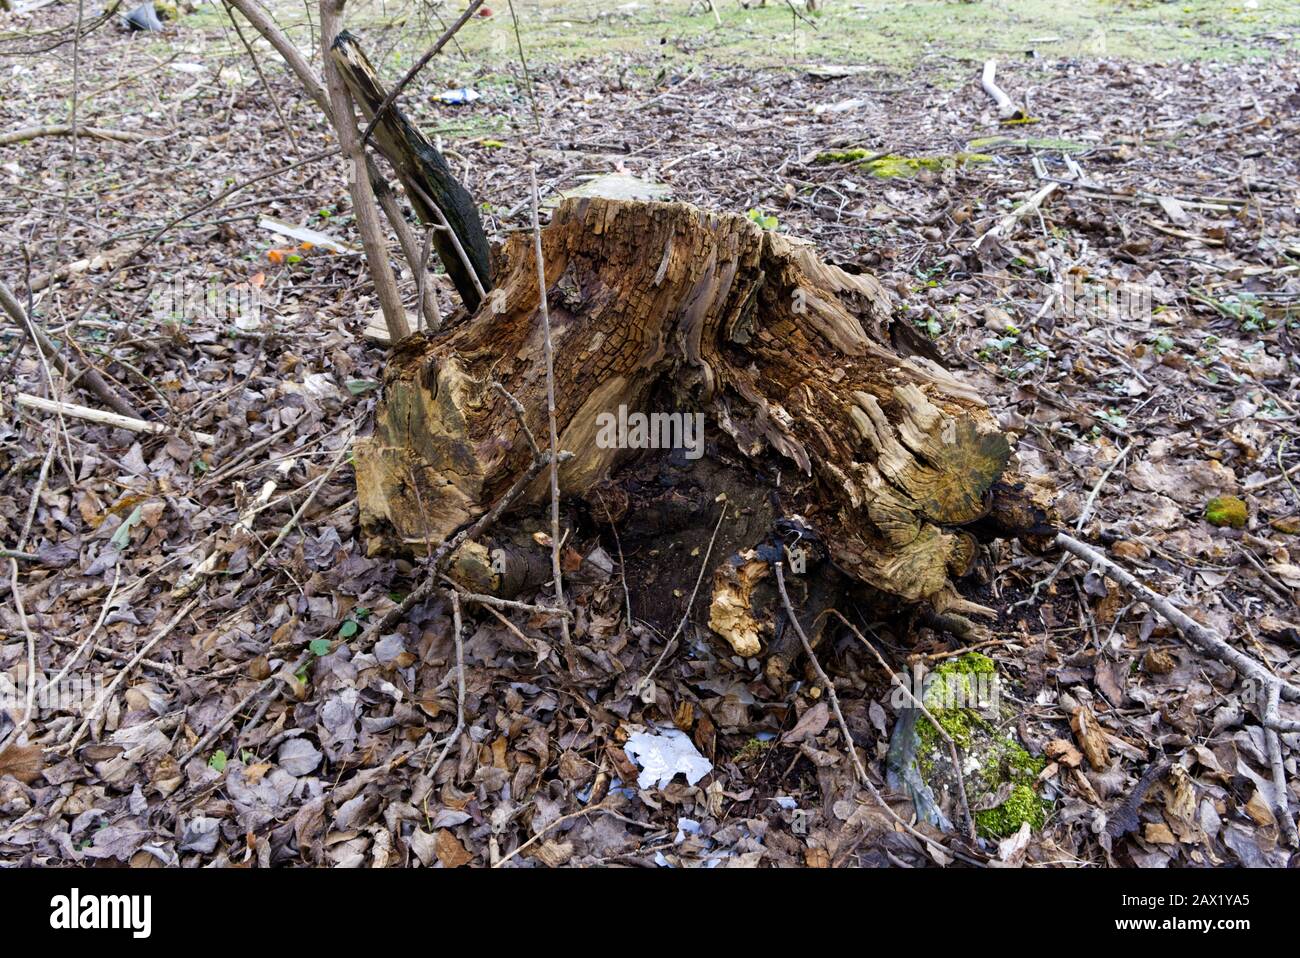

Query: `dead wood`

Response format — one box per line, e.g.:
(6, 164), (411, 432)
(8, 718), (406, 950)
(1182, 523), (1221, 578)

(355, 197), (1051, 645)
(330, 30), (492, 313)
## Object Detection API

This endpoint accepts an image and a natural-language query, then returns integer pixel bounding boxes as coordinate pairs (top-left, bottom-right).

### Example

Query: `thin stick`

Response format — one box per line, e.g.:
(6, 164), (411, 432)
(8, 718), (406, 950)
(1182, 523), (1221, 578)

(233, 433), (355, 589)
(1056, 533), (1299, 703)
(1, 279), (142, 420)
(639, 501), (726, 690)
(438, 576), (573, 618)
(493, 799), (612, 868)
(1264, 681), (1299, 848)
(176, 651), (311, 767)
(528, 162), (571, 650)
(1075, 441), (1132, 532)
(975, 183), (1059, 253)
(424, 589), (467, 781)
(0, 124), (150, 146)
(63, 598), (200, 751)
(224, 1), (300, 154)
(37, 567), (120, 698)
(505, 0), (540, 134)
(597, 491), (633, 631)
(15, 392), (216, 445)
(320, 0), (410, 343)
(372, 451), (553, 634)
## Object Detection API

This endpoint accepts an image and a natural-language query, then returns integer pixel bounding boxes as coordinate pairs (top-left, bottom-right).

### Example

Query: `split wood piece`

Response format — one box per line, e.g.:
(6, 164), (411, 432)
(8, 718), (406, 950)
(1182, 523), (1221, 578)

(330, 31), (492, 313)
(356, 197), (1037, 612)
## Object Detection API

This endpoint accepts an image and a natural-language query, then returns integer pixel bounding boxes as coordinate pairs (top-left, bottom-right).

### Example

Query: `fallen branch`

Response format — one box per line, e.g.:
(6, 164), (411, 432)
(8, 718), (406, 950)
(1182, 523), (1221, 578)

(1, 280), (143, 420)
(1055, 532), (1298, 847)
(0, 124), (151, 147)
(974, 182), (1058, 256)
(1264, 682), (1300, 848)
(1056, 533), (1299, 704)
(15, 392), (215, 445)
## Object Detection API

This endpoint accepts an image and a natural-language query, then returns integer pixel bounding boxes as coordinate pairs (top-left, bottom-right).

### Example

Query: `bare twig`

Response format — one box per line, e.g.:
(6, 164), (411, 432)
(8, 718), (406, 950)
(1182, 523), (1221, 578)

(0, 124), (151, 147)
(638, 501), (727, 691)
(1, 279), (142, 419)
(528, 162), (572, 650)
(63, 598), (200, 751)
(320, 0), (410, 343)
(15, 393), (216, 445)
(1264, 682), (1300, 848)
(425, 589), (467, 781)
(1056, 533), (1299, 703)
(373, 451), (554, 634)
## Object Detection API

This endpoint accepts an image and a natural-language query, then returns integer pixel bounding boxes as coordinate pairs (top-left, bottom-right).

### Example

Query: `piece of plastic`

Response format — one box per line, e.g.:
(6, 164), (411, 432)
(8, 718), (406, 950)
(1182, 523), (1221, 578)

(435, 88), (480, 105)
(622, 727), (713, 789)
(123, 1), (164, 32)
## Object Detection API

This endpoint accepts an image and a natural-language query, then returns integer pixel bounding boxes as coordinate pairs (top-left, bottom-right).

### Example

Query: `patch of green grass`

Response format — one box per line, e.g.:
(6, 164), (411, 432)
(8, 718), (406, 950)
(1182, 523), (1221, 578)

(353, 0), (1298, 75)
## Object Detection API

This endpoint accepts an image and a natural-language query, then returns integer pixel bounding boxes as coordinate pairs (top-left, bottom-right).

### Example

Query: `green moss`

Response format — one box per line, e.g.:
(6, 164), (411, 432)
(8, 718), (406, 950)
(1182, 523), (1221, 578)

(1205, 495), (1248, 529)
(813, 148), (879, 164)
(734, 737), (772, 765)
(967, 136), (1090, 153)
(814, 152), (992, 177)
(974, 784), (1050, 839)
(910, 651), (1050, 839)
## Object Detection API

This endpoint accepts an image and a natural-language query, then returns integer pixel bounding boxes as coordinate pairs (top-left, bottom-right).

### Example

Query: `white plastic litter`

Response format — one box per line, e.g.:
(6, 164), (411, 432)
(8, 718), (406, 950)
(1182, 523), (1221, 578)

(622, 727), (713, 789)
(436, 88), (481, 105)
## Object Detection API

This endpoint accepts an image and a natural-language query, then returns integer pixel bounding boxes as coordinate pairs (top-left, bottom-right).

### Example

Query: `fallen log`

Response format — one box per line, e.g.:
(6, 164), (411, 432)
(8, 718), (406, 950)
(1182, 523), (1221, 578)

(355, 197), (1050, 652)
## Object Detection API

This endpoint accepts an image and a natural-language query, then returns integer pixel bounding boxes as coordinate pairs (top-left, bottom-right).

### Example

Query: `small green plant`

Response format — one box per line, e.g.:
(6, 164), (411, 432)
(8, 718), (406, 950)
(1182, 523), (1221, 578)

(208, 750), (228, 772)
(745, 208), (779, 230)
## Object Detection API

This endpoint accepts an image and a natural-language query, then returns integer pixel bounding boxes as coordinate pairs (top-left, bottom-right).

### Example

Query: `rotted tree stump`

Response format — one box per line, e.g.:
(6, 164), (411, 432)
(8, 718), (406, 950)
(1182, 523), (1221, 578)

(354, 198), (1051, 663)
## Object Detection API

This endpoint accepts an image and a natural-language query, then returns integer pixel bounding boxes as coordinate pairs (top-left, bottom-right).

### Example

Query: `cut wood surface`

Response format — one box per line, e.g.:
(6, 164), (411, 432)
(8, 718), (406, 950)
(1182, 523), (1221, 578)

(355, 197), (1044, 608)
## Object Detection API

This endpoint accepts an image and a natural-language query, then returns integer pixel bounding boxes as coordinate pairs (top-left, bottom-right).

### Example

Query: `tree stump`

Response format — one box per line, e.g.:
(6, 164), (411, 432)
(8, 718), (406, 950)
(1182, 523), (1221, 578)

(354, 198), (1049, 648)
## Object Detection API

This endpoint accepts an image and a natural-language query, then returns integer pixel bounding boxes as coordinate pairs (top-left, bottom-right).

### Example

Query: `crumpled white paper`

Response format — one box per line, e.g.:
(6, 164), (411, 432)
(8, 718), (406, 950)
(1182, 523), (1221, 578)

(622, 727), (713, 789)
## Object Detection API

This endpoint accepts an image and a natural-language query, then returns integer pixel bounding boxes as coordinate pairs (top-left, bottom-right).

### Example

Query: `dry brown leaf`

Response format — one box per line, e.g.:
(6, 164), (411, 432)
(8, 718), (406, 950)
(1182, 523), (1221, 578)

(1045, 738), (1084, 768)
(805, 846), (831, 868)
(435, 829), (473, 868)
(533, 840), (575, 867)
(0, 742), (43, 785)
(1244, 789), (1277, 828)
(1143, 822), (1177, 845)
(1070, 705), (1111, 770)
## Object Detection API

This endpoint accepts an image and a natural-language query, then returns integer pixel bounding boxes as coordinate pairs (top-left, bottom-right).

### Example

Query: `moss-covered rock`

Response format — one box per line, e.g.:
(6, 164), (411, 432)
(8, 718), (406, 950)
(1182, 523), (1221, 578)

(1205, 495), (1247, 529)
(888, 652), (1051, 840)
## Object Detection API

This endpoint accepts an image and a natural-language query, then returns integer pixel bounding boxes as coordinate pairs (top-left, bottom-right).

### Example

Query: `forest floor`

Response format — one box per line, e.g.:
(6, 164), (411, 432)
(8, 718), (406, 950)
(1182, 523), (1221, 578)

(1, 0), (1298, 868)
